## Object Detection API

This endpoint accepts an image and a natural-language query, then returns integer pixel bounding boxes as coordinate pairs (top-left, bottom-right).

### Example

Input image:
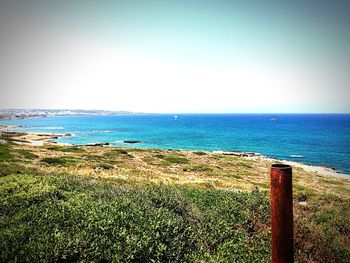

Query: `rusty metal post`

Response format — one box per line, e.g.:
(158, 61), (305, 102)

(270, 164), (294, 263)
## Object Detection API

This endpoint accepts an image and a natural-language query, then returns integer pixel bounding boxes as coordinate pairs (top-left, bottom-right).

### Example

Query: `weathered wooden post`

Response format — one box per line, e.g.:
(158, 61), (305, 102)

(270, 164), (294, 263)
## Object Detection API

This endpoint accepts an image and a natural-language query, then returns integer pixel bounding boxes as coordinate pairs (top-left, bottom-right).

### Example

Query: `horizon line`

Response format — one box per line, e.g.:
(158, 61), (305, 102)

(1, 108), (350, 115)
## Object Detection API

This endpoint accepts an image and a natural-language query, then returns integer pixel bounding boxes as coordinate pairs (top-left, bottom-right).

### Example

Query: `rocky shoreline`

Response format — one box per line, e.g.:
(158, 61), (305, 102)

(0, 126), (72, 146)
(212, 150), (261, 157)
(0, 125), (349, 179)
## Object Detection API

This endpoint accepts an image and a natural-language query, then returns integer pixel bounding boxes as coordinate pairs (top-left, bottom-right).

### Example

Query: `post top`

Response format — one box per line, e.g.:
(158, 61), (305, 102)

(271, 163), (292, 170)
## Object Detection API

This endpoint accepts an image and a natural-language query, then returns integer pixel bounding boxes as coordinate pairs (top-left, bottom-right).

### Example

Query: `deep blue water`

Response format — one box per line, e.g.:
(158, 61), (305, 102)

(1, 114), (350, 174)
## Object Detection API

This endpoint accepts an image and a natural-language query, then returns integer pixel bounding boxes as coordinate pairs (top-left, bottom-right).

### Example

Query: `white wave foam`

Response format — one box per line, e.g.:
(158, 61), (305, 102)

(27, 126), (64, 130)
(91, 130), (114, 133)
(289, 155), (304, 158)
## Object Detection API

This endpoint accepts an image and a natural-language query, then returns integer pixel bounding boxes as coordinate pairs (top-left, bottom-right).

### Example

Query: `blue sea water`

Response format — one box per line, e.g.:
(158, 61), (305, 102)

(1, 114), (350, 174)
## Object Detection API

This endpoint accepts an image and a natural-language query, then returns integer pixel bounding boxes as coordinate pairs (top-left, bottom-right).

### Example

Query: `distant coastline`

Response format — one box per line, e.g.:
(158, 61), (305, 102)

(0, 109), (144, 120)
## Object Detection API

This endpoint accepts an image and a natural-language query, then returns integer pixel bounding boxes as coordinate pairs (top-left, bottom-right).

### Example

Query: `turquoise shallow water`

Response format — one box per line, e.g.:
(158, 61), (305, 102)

(1, 114), (350, 174)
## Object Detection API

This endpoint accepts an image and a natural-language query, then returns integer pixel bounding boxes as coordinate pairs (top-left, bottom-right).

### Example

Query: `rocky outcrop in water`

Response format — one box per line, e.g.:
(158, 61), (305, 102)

(84, 142), (110, 146)
(123, 140), (142, 144)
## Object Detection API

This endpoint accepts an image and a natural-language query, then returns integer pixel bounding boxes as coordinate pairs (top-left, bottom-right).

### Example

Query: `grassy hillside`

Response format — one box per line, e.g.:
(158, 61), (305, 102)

(0, 141), (349, 262)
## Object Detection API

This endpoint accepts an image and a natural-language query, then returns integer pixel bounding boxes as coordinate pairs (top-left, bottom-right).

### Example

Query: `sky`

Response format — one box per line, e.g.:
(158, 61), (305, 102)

(0, 0), (349, 113)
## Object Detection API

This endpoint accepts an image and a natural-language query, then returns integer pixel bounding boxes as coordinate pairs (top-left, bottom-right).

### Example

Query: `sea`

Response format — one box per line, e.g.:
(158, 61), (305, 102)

(1, 114), (350, 174)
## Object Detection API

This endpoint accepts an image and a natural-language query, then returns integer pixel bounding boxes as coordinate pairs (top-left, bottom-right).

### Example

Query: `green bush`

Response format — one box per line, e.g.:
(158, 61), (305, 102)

(0, 172), (272, 262)
(193, 151), (207, 156)
(46, 145), (84, 152)
(0, 143), (13, 162)
(41, 157), (77, 166)
(0, 163), (39, 177)
(155, 154), (189, 164)
(104, 149), (134, 159)
(16, 149), (38, 159)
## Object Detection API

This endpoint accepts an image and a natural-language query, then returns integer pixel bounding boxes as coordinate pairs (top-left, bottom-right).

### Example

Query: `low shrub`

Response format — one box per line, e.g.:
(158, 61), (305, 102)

(0, 143), (13, 162)
(193, 151), (207, 156)
(104, 149), (133, 159)
(46, 145), (84, 152)
(155, 154), (189, 164)
(0, 172), (272, 262)
(16, 149), (38, 159)
(41, 157), (77, 166)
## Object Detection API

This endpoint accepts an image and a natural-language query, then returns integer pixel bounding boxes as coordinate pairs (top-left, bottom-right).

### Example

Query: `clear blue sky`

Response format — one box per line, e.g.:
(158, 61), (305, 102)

(0, 0), (349, 112)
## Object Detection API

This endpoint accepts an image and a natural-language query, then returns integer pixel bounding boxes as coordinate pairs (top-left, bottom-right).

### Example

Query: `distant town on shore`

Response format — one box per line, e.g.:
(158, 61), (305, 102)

(0, 109), (142, 120)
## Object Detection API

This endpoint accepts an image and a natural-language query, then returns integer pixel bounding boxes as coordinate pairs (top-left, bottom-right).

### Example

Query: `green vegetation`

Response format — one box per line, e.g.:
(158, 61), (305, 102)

(294, 185), (317, 202)
(41, 156), (78, 166)
(236, 161), (253, 169)
(81, 154), (105, 161)
(104, 149), (134, 159)
(0, 143), (37, 161)
(193, 151), (207, 156)
(0, 143), (13, 162)
(0, 142), (349, 262)
(46, 145), (85, 153)
(155, 154), (190, 164)
(294, 195), (350, 262)
(210, 154), (225, 160)
(16, 149), (38, 159)
(0, 172), (271, 262)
